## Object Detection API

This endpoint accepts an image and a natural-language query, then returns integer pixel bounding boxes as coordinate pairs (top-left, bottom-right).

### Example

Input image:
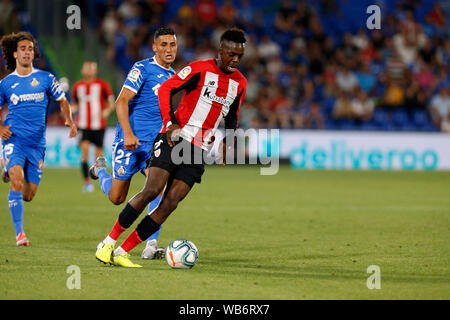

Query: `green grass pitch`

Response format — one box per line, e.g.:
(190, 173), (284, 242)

(0, 166), (449, 299)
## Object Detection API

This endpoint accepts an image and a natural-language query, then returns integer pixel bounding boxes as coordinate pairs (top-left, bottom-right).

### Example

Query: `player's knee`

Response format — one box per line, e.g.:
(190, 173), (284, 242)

(22, 192), (36, 202)
(23, 195), (33, 202)
(10, 178), (24, 192)
(162, 194), (179, 213)
(109, 195), (125, 205)
(141, 186), (160, 204)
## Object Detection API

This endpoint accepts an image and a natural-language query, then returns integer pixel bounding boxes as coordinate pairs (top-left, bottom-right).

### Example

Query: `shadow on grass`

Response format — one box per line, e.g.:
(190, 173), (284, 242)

(199, 256), (450, 284)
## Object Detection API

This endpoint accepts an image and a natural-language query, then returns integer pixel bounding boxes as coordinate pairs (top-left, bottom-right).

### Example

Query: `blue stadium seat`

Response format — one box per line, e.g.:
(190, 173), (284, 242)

(372, 109), (388, 126)
(412, 109), (429, 127)
(392, 108), (410, 127)
(322, 97), (336, 114)
(337, 119), (356, 130)
(360, 121), (377, 131)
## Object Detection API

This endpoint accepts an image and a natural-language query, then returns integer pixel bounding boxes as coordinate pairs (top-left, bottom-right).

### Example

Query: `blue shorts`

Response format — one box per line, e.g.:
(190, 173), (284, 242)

(111, 139), (154, 180)
(2, 140), (45, 185)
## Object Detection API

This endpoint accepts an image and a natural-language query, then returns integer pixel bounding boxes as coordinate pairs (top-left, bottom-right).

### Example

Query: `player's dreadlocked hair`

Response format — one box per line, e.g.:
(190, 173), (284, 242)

(0, 31), (40, 71)
(220, 28), (247, 44)
(154, 27), (176, 41)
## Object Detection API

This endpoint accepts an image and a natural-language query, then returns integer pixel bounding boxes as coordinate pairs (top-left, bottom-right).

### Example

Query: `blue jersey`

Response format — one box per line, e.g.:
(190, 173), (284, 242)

(0, 68), (65, 147)
(117, 57), (176, 142)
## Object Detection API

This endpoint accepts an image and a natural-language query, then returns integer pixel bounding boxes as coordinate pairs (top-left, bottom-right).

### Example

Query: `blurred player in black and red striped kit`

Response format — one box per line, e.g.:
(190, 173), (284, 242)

(95, 28), (247, 267)
(71, 61), (114, 192)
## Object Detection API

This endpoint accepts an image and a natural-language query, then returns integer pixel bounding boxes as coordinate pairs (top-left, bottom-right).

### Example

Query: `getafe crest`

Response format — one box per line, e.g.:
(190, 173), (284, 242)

(30, 78), (40, 87)
(118, 166), (126, 176)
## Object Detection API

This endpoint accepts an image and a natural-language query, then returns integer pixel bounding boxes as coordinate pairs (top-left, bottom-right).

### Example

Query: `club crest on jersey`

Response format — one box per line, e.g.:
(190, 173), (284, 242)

(117, 166), (126, 176)
(30, 78), (40, 87)
(178, 66), (192, 80)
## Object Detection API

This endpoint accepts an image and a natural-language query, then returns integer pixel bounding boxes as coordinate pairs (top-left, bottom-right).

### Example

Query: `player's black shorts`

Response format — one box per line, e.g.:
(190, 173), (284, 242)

(79, 129), (105, 148)
(148, 133), (206, 189)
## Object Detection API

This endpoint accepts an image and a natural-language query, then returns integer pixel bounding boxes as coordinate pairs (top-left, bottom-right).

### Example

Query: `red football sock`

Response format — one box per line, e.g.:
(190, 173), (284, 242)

(109, 219), (126, 241)
(120, 230), (143, 253)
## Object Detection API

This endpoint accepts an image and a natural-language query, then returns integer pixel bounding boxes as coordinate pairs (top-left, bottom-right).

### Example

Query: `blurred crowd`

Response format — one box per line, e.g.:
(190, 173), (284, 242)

(1, 0), (450, 132)
(92, 0), (450, 132)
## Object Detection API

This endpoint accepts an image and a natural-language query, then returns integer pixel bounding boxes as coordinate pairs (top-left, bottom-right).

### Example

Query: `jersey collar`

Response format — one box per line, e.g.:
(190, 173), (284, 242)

(11, 67), (38, 77)
(150, 56), (173, 72)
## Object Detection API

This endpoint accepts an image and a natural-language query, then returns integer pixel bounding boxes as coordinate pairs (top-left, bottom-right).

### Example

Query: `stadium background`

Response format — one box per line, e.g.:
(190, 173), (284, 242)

(1, 0), (450, 302)
(1, 0), (450, 169)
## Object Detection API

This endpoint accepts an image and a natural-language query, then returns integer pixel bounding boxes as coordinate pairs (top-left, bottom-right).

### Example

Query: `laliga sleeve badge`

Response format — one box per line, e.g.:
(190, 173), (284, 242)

(177, 66), (192, 80)
(127, 68), (141, 83)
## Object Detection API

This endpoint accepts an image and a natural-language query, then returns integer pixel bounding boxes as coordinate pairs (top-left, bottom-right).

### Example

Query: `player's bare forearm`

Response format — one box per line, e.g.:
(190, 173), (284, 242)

(102, 97), (115, 119)
(59, 98), (77, 138)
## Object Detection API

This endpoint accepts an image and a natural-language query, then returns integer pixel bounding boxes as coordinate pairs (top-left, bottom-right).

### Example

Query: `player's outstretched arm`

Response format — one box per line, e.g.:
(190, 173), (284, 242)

(59, 97), (77, 138)
(116, 87), (140, 150)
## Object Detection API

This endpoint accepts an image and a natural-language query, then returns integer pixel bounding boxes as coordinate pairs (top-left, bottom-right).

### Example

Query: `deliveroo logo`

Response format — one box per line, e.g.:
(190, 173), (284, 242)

(289, 140), (438, 171)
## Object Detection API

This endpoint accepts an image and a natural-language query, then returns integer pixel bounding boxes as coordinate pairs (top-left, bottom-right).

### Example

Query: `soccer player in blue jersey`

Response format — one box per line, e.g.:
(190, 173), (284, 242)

(93, 27), (177, 262)
(0, 32), (77, 246)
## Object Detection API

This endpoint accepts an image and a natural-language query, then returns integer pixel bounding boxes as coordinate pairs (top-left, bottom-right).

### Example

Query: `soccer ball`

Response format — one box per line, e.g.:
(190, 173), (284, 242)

(165, 239), (199, 269)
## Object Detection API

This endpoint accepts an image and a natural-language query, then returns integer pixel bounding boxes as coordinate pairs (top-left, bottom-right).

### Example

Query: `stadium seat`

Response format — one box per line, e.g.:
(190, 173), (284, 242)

(372, 109), (389, 126)
(360, 121), (377, 131)
(392, 108), (410, 127)
(337, 119), (356, 130)
(412, 109), (430, 129)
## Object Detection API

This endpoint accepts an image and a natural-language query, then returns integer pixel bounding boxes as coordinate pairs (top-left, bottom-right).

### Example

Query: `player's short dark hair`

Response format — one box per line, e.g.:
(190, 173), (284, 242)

(0, 31), (40, 71)
(220, 28), (247, 44)
(154, 27), (176, 41)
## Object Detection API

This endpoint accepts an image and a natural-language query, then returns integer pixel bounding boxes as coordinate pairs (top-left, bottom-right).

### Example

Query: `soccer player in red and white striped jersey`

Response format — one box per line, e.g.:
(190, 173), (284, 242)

(98, 28), (247, 267)
(71, 61), (114, 192)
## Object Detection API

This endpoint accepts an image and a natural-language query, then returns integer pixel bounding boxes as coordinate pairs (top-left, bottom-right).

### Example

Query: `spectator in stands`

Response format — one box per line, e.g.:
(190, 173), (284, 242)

(303, 101), (324, 129)
(382, 79), (405, 109)
(218, 0), (237, 26)
(413, 59), (435, 91)
(441, 114), (450, 133)
(428, 87), (450, 130)
(195, 0), (217, 26)
(385, 47), (407, 82)
(427, 2), (446, 30)
(356, 62), (376, 94)
(350, 90), (375, 121)
(404, 80), (426, 113)
(335, 65), (359, 94)
(177, 0), (195, 21)
(257, 35), (281, 61)
(0, 0), (14, 34)
(436, 38), (450, 67)
(332, 90), (354, 120)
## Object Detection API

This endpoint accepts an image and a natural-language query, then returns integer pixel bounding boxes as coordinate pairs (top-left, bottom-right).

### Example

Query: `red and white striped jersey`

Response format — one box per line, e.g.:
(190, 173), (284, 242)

(158, 59), (247, 150)
(71, 79), (114, 130)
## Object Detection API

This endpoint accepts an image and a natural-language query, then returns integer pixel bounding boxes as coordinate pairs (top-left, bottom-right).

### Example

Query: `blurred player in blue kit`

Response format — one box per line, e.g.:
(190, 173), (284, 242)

(0, 32), (77, 246)
(92, 27), (177, 261)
